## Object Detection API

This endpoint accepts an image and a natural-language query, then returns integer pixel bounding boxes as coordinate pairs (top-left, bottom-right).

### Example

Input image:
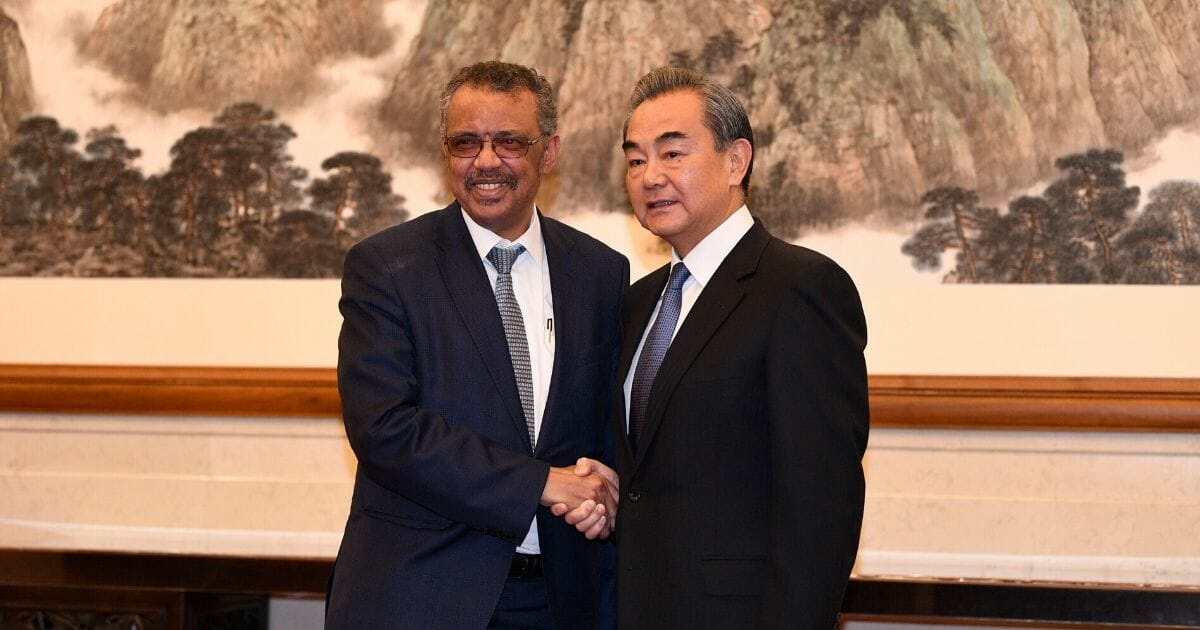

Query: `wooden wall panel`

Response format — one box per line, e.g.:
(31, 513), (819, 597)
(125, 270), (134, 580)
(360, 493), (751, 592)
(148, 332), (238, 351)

(868, 374), (1200, 432)
(0, 364), (340, 416)
(1, 365), (1198, 431)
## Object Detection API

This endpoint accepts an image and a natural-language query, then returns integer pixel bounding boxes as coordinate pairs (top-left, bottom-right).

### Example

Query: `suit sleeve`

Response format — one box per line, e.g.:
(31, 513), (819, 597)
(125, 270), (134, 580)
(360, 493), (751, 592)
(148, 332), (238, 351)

(763, 257), (869, 628)
(337, 239), (548, 543)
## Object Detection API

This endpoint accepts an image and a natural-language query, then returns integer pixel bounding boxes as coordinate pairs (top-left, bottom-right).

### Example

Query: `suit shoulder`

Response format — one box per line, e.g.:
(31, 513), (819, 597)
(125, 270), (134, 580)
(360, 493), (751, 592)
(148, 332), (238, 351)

(342, 211), (448, 281)
(347, 211), (457, 278)
(768, 237), (854, 276)
(762, 237), (837, 271)
(628, 263), (668, 295)
(763, 239), (855, 284)
(542, 215), (625, 266)
(350, 210), (440, 254)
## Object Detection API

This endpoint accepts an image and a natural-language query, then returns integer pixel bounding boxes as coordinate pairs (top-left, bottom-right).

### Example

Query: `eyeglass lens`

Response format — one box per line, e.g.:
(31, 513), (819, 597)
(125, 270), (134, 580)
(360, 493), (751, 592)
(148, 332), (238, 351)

(446, 136), (538, 158)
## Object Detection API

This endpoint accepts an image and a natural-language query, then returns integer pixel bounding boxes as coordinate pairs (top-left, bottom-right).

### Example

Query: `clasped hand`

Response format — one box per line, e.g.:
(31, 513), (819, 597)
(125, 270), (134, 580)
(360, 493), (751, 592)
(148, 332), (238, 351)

(540, 457), (618, 540)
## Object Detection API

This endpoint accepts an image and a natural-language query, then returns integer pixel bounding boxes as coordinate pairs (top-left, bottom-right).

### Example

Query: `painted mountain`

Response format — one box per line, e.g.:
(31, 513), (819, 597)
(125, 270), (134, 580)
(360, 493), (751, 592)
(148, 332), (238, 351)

(83, 0), (394, 112)
(0, 0), (406, 277)
(1, 0), (1198, 281)
(378, 0), (1200, 283)
(381, 1), (1200, 231)
(0, 7), (33, 149)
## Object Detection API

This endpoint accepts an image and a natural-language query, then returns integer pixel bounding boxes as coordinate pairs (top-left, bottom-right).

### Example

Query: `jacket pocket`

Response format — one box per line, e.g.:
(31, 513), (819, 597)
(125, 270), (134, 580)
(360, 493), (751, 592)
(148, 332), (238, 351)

(700, 557), (768, 596)
(362, 506), (453, 530)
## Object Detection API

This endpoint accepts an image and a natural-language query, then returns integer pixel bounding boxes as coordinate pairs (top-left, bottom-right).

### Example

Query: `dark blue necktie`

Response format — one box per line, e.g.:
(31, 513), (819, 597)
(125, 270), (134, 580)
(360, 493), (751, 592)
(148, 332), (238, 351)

(629, 262), (690, 452)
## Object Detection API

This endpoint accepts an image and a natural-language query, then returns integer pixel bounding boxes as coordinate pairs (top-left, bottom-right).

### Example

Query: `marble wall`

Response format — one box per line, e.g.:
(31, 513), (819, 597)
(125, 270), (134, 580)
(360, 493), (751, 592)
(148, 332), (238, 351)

(0, 413), (351, 557)
(2, 412), (1198, 627)
(857, 429), (1200, 585)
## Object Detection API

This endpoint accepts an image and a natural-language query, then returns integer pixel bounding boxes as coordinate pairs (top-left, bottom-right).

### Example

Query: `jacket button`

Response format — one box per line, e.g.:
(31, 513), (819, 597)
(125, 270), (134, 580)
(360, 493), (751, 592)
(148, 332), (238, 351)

(627, 491), (640, 502)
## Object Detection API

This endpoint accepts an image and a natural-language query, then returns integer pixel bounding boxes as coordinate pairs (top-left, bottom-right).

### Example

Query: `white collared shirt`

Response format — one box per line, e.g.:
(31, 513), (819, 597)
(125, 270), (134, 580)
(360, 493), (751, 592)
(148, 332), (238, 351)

(463, 208), (555, 554)
(623, 205), (755, 426)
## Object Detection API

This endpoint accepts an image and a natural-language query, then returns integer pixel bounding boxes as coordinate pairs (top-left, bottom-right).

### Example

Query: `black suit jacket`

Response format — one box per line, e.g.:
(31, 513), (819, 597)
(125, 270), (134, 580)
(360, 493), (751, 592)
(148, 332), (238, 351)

(327, 203), (627, 629)
(613, 221), (869, 630)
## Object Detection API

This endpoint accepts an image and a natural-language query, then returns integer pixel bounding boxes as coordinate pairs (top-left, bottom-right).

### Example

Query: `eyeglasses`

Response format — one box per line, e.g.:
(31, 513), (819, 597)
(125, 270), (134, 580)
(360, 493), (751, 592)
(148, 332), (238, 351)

(444, 134), (545, 159)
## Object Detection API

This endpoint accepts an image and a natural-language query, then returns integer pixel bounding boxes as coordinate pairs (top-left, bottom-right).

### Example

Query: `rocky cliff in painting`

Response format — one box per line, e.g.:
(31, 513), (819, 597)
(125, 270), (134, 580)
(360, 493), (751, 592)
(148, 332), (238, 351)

(82, 0), (393, 112)
(0, 8), (34, 149)
(381, 0), (1200, 234)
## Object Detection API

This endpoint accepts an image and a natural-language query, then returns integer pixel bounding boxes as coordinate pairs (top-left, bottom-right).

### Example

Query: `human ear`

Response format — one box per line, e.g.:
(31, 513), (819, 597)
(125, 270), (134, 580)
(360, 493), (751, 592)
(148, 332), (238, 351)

(726, 138), (752, 187)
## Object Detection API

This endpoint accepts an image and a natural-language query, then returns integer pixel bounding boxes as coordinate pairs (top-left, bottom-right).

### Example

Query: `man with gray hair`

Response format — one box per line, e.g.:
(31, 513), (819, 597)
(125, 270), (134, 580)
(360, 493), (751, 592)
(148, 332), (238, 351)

(327, 60), (626, 629)
(611, 66), (869, 628)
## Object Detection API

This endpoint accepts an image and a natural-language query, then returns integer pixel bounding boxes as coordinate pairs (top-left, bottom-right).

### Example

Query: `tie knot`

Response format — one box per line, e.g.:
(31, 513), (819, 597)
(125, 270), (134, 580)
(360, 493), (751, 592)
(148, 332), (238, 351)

(487, 244), (526, 274)
(667, 262), (690, 292)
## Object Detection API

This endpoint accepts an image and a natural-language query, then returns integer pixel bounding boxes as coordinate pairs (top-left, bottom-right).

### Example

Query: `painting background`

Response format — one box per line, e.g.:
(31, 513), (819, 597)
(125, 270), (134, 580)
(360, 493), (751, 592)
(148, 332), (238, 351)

(2, 0), (1199, 284)
(1, 0), (1199, 376)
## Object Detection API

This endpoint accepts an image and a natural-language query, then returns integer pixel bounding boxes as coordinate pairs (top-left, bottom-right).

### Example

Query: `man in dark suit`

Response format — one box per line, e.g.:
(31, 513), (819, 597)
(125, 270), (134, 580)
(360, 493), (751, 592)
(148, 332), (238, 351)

(612, 67), (869, 629)
(326, 61), (626, 630)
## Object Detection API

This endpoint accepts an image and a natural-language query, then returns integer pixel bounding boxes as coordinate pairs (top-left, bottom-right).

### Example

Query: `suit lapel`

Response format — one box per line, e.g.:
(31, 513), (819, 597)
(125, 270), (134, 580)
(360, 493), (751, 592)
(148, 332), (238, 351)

(617, 266), (669, 383)
(616, 264), (670, 462)
(633, 222), (772, 471)
(539, 215), (577, 454)
(434, 203), (532, 451)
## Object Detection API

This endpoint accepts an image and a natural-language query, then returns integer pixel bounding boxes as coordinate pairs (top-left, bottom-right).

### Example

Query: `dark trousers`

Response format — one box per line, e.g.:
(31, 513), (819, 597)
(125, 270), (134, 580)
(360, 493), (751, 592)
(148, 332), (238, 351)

(488, 574), (553, 630)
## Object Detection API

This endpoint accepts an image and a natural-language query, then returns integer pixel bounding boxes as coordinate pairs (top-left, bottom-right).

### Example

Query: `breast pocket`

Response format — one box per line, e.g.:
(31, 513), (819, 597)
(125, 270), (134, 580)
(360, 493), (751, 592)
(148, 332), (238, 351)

(679, 356), (761, 385)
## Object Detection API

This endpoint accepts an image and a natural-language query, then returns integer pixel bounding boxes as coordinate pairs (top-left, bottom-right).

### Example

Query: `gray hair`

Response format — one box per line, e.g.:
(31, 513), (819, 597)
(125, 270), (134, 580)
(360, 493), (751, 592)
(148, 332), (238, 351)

(439, 61), (557, 138)
(625, 66), (754, 194)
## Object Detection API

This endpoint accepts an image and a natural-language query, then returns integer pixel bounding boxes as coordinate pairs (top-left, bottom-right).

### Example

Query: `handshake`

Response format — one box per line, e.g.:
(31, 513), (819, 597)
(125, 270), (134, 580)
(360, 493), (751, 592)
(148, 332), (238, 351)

(540, 458), (619, 540)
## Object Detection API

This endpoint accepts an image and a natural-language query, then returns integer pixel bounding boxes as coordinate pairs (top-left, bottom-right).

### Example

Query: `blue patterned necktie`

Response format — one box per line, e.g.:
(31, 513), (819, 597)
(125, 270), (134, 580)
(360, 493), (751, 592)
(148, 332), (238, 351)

(629, 262), (690, 452)
(487, 244), (536, 448)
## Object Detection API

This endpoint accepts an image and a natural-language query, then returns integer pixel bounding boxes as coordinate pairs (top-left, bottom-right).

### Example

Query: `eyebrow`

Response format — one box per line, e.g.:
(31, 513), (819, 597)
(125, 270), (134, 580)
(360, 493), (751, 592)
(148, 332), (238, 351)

(449, 130), (521, 138)
(622, 130), (689, 152)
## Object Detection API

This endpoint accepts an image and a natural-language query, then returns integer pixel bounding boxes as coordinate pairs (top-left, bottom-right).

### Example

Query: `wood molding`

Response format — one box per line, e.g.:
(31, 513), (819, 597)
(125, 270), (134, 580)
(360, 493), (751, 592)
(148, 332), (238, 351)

(869, 374), (1200, 432)
(1, 364), (1198, 431)
(0, 364), (340, 417)
(0, 549), (331, 596)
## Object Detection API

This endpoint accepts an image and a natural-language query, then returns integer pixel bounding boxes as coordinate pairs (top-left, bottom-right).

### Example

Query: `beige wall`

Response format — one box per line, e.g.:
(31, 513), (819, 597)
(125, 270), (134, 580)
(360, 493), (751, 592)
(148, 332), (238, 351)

(4, 275), (1200, 377)
(3, 207), (1200, 377)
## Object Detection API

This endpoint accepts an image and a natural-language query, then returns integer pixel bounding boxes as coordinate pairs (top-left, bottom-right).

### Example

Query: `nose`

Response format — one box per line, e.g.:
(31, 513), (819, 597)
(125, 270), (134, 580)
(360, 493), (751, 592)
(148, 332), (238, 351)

(640, 157), (666, 189)
(473, 139), (503, 170)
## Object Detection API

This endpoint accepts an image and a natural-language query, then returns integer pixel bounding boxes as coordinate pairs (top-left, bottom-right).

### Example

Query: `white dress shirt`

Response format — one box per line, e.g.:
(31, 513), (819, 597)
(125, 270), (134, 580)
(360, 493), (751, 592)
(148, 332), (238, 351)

(463, 209), (555, 555)
(623, 205), (755, 426)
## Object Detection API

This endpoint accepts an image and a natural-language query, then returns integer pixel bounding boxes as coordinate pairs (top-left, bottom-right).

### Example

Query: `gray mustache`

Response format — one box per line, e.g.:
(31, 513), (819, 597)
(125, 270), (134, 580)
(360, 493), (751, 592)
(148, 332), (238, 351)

(466, 172), (517, 189)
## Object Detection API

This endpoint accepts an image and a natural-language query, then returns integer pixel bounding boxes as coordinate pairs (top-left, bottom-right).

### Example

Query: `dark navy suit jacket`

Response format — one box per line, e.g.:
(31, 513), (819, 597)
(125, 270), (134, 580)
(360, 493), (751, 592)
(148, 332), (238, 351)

(327, 203), (627, 629)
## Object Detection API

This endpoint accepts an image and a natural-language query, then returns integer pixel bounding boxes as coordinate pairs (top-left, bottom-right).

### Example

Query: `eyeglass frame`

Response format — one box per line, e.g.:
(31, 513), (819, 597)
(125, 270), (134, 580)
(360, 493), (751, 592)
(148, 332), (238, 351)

(442, 133), (547, 159)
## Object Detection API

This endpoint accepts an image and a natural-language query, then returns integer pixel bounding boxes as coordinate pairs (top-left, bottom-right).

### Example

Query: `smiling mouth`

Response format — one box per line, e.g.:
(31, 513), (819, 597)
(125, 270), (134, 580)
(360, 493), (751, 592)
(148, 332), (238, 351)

(646, 200), (676, 209)
(467, 174), (517, 191)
